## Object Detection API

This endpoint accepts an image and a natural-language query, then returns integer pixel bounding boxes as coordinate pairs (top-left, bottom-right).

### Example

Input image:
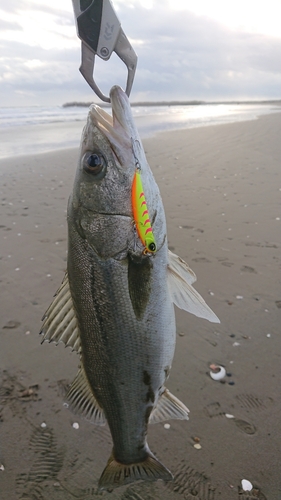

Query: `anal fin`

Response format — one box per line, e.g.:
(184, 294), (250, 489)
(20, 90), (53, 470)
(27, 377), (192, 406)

(149, 388), (189, 424)
(98, 448), (173, 490)
(67, 364), (106, 426)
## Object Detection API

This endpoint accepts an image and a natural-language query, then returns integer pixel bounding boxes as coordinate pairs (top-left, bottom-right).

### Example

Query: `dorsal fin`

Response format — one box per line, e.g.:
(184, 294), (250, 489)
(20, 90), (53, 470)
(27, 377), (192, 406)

(40, 273), (81, 352)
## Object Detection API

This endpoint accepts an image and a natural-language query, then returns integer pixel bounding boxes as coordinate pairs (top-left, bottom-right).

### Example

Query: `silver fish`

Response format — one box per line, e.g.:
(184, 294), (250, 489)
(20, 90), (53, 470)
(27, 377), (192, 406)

(41, 86), (219, 491)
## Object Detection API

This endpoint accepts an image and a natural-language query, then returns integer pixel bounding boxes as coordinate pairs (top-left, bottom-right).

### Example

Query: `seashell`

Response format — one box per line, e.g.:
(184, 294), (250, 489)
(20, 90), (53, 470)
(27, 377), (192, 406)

(241, 479), (253, 491)
(210, 365), (226, 381)
(193, 443), (202, 450)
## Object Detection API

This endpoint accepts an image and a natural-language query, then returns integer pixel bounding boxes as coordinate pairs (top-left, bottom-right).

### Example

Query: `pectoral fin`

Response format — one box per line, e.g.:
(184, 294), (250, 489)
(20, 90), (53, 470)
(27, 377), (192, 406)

(149, 388), (189, 424)
(67, 364), (106, 426)
(128, 254), (152, 320)
(167, 250), (220, 323)
(40, 273), (81, 352)
(168, 249), (197, 284)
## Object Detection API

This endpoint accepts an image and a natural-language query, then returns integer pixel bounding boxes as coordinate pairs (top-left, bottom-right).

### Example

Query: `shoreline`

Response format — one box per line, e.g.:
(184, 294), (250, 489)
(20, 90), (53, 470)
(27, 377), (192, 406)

(1, 113), (280, 499)
(1, 107), (280, 161)
(62, 99), (281, 108)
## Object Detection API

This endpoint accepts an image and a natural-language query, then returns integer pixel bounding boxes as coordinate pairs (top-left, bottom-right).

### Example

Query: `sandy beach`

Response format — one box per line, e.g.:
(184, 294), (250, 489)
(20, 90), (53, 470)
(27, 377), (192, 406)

(0, 113), (280, 499)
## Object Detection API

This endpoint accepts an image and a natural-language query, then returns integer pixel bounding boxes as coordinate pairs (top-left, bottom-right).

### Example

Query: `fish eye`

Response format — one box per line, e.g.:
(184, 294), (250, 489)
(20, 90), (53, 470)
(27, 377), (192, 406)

(82, 151), (107, 177)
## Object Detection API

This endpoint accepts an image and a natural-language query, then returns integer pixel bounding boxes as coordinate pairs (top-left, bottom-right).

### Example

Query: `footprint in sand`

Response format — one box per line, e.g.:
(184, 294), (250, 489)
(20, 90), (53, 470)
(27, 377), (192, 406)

(221, 261), (234, 267)
(118, 480), (159, 500)
(16, 427), (64, 499)
(204, 402), (225, 418)
(233, 418), (256, 435)
(60, 456), (99, 497)
(235, 393), (274, 412)
(192, 257), (211, 263)
(240, 265), (257, 273)
(166, 461), (217, 500)
(238, 485), (268, 500)
(204, 401), (259, 436)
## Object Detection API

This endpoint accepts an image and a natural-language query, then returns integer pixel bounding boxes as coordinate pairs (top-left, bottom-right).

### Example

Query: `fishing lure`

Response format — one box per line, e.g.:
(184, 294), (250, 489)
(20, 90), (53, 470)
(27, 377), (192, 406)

(132, 168), (157, 254)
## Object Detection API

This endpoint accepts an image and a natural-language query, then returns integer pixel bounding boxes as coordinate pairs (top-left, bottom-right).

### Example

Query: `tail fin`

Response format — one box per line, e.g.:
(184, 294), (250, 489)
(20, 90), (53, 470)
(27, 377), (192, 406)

(98, 449), (173, 491)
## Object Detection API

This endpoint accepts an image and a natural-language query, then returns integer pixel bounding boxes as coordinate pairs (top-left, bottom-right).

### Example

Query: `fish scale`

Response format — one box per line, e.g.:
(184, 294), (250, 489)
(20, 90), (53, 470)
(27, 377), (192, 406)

(68, 221), (175, 463)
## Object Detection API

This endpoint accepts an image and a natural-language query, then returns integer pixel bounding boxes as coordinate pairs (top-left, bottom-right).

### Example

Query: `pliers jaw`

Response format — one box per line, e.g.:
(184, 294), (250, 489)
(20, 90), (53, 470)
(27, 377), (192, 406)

(72, 0), (137, 102)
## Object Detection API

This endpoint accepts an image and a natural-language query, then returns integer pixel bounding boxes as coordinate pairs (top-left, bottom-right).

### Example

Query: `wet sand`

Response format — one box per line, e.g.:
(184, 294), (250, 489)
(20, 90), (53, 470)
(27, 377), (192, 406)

(0, 113), (280, 499)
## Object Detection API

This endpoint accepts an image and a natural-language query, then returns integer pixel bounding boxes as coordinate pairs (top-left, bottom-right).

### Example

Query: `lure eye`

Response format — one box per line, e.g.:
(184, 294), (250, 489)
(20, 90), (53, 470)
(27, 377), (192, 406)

(82, 151), (106, 177)
(148, 242), (156, 252)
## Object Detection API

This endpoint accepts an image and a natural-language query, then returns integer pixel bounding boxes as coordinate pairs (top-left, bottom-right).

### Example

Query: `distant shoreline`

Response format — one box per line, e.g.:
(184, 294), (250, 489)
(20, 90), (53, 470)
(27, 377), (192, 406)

(62, 99), (281, 108)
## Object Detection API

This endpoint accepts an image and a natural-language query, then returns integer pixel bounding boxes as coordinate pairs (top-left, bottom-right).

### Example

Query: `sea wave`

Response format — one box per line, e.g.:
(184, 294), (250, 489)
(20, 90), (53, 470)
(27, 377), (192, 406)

(0, 102), (280, 159)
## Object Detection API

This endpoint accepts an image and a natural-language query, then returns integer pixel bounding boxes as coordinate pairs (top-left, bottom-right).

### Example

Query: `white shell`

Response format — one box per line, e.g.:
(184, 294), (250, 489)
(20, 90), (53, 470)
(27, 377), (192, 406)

(210, 366), (226, 380)
(241, 479), (253, 491)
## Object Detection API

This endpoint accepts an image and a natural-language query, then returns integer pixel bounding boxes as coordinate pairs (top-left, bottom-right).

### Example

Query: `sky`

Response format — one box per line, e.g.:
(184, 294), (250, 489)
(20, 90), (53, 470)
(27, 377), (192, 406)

(0, 0), (281, 106)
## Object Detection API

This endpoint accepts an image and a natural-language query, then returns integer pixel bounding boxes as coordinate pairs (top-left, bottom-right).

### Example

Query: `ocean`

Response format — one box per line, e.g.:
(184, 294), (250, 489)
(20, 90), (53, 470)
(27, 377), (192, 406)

(0, 102), (280, 159)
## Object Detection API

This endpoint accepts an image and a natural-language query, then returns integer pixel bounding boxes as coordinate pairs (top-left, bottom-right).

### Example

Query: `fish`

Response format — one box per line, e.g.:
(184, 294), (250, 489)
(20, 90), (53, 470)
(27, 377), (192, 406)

(40, 85), (220, 491)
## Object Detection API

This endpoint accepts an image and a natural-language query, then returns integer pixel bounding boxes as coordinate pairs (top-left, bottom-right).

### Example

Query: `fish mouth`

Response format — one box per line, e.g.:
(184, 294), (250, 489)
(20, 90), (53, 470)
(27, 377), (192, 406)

(90, 85), (136, 135)
(110, 86), (138, 138)
(89, 86), (142, 168)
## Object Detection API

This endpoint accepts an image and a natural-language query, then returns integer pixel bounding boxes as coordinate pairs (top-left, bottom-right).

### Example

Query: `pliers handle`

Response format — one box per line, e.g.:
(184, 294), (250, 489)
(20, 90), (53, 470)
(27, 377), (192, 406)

(72, 0), (137, 102)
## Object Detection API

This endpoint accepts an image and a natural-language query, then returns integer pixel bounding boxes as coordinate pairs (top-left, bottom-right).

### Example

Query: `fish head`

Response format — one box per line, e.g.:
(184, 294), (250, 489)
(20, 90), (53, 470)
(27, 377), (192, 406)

(71, 86), (159, 216)
(69, 86), (166, 259)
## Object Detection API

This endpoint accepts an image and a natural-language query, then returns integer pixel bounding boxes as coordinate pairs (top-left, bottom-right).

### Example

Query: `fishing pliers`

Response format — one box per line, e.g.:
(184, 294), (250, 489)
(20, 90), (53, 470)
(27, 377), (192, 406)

(72, 0), (138, 102)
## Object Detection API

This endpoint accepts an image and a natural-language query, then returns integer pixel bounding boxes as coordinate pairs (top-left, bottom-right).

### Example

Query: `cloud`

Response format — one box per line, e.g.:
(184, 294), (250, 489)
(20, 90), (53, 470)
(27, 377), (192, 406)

(119, 6), (281, 101)
(0, 2), (280, 106)
(0, 19), (23, 30)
